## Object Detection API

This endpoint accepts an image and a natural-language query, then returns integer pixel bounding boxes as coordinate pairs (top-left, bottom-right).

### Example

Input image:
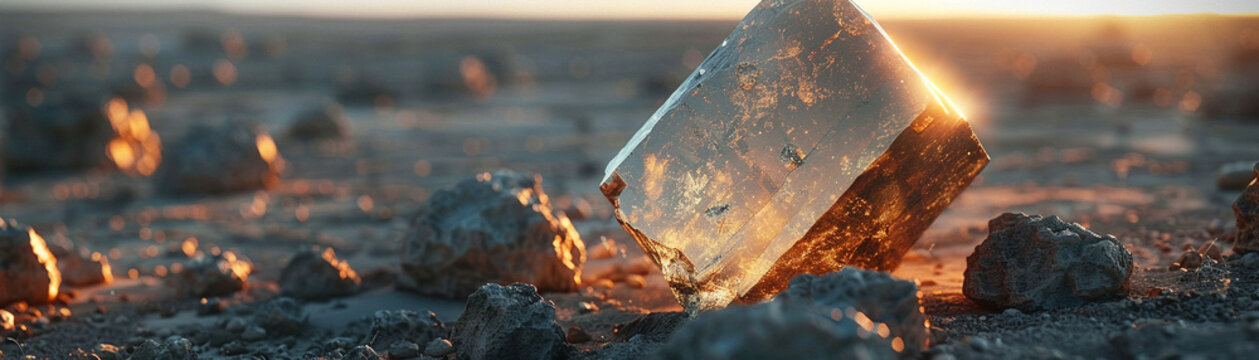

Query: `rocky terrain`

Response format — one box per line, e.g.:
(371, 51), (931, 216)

(1, 10), (1259, 360)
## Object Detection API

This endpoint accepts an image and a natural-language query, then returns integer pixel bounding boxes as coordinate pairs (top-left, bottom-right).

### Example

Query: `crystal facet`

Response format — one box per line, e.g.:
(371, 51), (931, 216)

(600, 0), (989, 311)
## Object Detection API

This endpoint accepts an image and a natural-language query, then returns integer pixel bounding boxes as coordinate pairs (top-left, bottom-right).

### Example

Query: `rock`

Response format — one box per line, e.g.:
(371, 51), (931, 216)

(342, 345), (384, 360)
(1218, 161), (1258, 190)
(963, 213), (1134, 311)
(175, 252), (251, 298)
(129, 336), (197, 360)
(452, 283), (574, 360)
(251, 297), (308, 335)
(654, 300), (899, 360)
(612, 312), (688, 343)
(1174, 250), (1205, 270)
(280, 247), (361, 300)
(224, 317), (247, 332)
(400, 170), (585, 298)
(241, 326), (266, 341)
(3, 94), (114, 171)
(0, 220), (60, 306)
(1235, 164), (1259, 254)
(423, 338), (455, 357)
(0, 309), (13, 330)
(388, 341), (421, 359)
(364, 310), (446, 353)
(775, 268), (929, 354)
(288, 102), (350, 140)
(59, 248), (113, 287)
(565, 326), (591, 343)
(155, 119), (283, 194)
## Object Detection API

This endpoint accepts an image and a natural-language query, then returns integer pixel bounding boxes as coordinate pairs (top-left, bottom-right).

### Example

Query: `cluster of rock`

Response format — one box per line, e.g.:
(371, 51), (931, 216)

(963, 213), (1134, 311)
(155, 119), (283, 194)
(400, 170), (586, 299)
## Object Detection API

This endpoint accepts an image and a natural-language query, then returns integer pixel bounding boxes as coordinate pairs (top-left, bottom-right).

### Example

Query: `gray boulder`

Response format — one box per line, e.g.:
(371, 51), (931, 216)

(0, 219), (60, 305)
(156, 119), (283, 194)
(963, 213), (1133, 311)
(288, 102), (349, 140)
(653, 301), (898, 360)
(400, 170), (585, 298)
(452, 283), (574, 360)
(280, 248), (360, 300)
(776, 268), (928, 354)
(1234, 163), (1259, 254)
(3, 95), (114, 171)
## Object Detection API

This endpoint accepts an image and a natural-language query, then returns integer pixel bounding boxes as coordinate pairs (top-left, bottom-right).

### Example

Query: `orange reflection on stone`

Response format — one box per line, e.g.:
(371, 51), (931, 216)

(599, 0), (989, 312)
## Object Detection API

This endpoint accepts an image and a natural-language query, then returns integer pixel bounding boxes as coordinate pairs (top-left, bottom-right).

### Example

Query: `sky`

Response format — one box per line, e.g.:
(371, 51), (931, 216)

(5, 0), (1259, 19)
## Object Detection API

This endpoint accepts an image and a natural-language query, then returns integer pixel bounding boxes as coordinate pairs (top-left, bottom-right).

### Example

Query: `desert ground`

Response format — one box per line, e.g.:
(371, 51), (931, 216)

(2, 10), (1259, 359)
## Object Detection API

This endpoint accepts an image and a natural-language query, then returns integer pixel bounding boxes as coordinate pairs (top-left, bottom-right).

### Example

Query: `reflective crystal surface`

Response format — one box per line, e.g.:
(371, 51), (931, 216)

(600, 0), (989, 311)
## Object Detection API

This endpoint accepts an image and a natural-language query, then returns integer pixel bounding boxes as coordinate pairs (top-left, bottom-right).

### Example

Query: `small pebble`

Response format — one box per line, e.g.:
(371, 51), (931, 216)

(423, 338), (455, 357)
(225, 318), (248, 332)
(388, 341), (421, 359)
(566, 326), (592, 343)
(241, 326), (267, 341)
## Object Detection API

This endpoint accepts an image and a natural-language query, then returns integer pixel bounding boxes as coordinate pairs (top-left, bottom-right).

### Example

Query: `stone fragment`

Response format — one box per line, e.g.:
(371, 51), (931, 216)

(654, 300), (898, 360)
(776, 268), (928, 354)
(280, 247), (361, 300)
(3, 94), (115, 171)
(452, 283), (574, 360)
(59, 248), (113, 287)
(288, 102), (350, 140)
(155, 119), (283, 194)
(599, 0), (988, 311)
(963, 213), (1134, 311)
(401, 170), (585, 298)
(176, 252), (251, 298)
(364, 310), (446, 353)
(423, 338), (455, 357)
(1218, 161), (1258, 190)
(0, 220), (60, 305)
(129, 336), (197, 360)
(1234, 163), (1259, 254)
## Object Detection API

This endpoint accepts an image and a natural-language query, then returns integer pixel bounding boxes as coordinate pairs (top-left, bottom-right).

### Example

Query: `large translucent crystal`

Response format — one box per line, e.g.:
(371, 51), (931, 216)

(600, 0), (989, 311)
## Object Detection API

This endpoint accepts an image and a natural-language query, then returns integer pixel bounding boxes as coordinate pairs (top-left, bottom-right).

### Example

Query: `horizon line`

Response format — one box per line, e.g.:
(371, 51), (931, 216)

(2, 5), (1257, 21)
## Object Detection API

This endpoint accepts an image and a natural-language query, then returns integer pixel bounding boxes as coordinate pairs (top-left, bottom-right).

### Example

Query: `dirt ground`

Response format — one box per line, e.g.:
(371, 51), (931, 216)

(1, 11), (1259, 359)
